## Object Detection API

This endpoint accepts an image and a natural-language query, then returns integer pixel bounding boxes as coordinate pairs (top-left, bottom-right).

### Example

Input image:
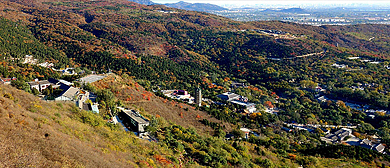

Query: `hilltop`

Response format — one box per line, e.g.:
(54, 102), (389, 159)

(129, 0), (155, 5)
(164, 1), (228, 12)
(128, 0), (228, 12)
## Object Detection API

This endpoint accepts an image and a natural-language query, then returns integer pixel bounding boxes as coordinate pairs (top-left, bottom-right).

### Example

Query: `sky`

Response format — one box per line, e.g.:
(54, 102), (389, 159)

(153, 0), (390, 5)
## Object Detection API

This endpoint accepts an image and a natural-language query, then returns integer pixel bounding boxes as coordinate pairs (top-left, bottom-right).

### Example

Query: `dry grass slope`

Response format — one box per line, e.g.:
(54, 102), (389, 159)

(0, 84), (183, 168)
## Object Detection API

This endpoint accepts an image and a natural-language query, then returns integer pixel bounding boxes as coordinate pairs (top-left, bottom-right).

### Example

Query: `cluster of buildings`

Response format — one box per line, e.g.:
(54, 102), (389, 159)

(23, 55), (54, 68)
(256, 29), (297, 39)
(22, 55), (38, 64)
(350, 83), (376, 91)
(27, 78), (99, 113)
(231, 82), (247, 89)
(258, 29), (288, 35)
(310, 18), (347, 23)
(348, 56), (381, 64)
(22, 55), (81, 75)
(158, 10), (178, 14)
(331, 63), (347, 69)
(217, 92), (256, 113)
(161, 88), (202, 106)
(317, 95), (389, 116)
(5, 55), (51, 68)
(0, 77), (17, 85)
(321, 128), (386, 154)
(52, 68), (76, 75)
(359, 138), (386, 154)
(323, 128), (352, 143)
(282, 124), (386, 154)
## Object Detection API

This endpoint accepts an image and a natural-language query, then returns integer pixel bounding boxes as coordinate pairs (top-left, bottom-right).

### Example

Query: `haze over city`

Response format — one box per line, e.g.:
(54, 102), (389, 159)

(153, 0), (390, 5)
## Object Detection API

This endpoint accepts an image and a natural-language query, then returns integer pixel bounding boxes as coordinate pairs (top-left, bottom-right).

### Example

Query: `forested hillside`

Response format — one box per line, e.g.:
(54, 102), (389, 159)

(2, 0), (390, 167)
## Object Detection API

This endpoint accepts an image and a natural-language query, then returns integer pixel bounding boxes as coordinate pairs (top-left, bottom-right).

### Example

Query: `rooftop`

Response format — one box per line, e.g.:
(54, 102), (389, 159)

(60, 86), (80, 99)
(218, 92), (241, 101)
(117, 107), (149, 124)
(58, 79), (74, 86)
(230, 100), (255, 107)
(240, 128), (251, 133)
(28, 80), (51, 86)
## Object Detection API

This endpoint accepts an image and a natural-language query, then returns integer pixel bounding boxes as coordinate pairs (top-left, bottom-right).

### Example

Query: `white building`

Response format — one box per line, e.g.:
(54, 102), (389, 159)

(217, 92), (241, 101)
(230, 100), (257, 113)
(55, 86), (80, 101)
(28, 79), (52, 92)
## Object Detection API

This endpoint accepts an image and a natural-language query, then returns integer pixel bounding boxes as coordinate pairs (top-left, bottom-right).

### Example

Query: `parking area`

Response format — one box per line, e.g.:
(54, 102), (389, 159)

(79, 75), (107, 84)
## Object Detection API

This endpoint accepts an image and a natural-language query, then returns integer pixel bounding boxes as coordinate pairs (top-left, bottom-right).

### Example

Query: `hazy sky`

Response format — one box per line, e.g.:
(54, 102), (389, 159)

(153, 0), (389, 5)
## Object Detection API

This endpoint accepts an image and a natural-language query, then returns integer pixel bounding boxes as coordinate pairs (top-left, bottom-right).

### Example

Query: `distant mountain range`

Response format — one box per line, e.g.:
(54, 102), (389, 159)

(263, 8), (308, 13)
(129, 0), (154, 5)
(164, 1), (227, 12)
(128, 0), (227, 12)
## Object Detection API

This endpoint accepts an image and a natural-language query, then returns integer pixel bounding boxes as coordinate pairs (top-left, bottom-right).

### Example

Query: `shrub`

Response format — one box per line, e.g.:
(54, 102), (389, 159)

(54, 113), (61, 118)
(72, 106), (104, 127)
(3, 93), (14, 100)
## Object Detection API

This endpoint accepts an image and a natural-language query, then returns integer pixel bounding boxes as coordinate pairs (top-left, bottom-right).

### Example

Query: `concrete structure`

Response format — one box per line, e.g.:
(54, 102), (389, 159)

(240, 128), (251, 139)
(81, 103), (100, 114)
(230, 100), (256, 113)
(231, 82), (247, 89)
(79, 75), (107, 84)
(317, 96), (328, 102)
(360, 139), (373, 149)
(174, 90), (191, 99)
(217, 92), (241, 101)
(331, 63), (347, 69)
(76, 90), (89, 108)
(0, 77), (17, 85)
(334, 128), (352, 140)
(49, 78), (74, 86)
(117, 107), (149, 133)
(162, 90), (195, 103)
(177, 90), (188, 95)
(372, 143), (386, 154)
(358, 139), (386, 154)
(39, 62), (54, 68)
(28, 79), (52, 92)
(195, 88), (202, 107)
(55, 86), (80, 101)
(217, 92), (256, 113)
(324, 128), (352, 143)
(23, 55), (38, 64)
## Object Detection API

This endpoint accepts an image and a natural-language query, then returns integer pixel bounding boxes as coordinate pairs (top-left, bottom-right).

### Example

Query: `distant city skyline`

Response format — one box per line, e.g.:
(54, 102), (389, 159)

(153, 0), (389, 5)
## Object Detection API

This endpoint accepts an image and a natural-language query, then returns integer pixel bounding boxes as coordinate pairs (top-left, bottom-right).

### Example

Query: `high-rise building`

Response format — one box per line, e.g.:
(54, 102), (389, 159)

(195, 87), (202, 107)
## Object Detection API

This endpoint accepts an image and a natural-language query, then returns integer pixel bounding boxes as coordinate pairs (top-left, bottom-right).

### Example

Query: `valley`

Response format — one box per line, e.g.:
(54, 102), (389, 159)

(1, 0), (390, 167)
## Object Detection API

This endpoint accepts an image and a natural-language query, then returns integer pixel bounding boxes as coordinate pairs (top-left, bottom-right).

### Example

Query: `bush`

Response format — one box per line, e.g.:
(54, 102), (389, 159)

(54, 113), (61, 118)
(3, 93), (14, 100)
(72, 106), (104, 127)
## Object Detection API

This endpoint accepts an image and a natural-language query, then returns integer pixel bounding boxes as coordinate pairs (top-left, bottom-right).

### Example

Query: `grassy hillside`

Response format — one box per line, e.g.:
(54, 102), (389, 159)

(0, 84), (168, 167)
(2, 0), (390, 167)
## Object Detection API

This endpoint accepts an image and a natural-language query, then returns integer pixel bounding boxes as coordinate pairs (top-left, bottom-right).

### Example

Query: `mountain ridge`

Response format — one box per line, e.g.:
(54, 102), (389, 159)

(164, 1), (227, 12)
(128, 0), (228, 11)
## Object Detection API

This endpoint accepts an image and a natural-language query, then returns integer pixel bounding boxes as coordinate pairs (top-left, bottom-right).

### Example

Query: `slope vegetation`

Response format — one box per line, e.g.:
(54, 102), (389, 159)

(0, 85), (171, 167)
